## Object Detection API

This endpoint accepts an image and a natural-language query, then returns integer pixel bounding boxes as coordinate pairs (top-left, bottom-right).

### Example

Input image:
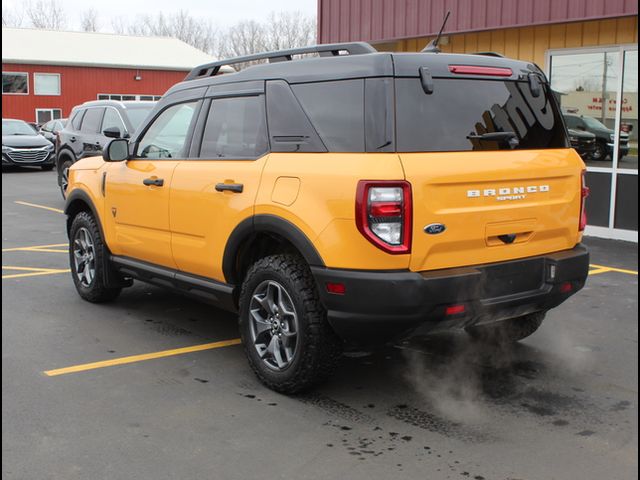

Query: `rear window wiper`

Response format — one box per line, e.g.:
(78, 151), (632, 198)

(467, 131), (520, 148)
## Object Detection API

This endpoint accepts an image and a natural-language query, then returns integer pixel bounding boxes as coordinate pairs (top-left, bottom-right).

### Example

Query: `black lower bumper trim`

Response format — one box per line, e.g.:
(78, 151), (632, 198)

(312, 245), (589, 343)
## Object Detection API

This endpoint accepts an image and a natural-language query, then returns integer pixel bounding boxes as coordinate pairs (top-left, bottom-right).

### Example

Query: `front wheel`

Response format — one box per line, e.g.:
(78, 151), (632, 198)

(590, 142), (608, 161)
(465, 312), (546, 344)
(69, 211), (121, 303)
(239, 254), (342, 394)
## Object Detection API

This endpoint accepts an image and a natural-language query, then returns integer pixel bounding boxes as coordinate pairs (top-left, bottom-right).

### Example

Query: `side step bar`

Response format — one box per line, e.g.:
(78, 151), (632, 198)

(110, 256), (237, 313)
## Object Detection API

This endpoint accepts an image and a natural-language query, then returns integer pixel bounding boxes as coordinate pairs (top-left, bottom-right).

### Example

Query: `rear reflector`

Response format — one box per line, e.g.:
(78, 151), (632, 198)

(448, 65), (513, 77)
(445, 304), (466, 316)
(579, 170), (589, 231)
(559, 282), (573, 293)
(326, 282), (346, 295)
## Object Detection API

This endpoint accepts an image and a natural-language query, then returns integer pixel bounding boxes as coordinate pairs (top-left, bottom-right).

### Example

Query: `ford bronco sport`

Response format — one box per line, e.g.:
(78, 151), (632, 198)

(64, 42), (590, 393)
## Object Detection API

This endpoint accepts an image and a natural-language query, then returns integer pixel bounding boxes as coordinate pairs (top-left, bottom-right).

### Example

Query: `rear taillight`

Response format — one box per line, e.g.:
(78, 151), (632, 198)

(356, 180), (412, 254)
(579, 170), (589, 231)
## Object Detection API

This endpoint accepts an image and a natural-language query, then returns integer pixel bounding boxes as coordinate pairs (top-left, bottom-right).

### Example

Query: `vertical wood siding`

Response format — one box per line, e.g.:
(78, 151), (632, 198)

(394, 17), (638, 67)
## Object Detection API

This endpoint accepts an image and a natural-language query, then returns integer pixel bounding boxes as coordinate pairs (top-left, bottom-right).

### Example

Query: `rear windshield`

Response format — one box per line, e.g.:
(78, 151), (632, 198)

(395, 78), (567, 152)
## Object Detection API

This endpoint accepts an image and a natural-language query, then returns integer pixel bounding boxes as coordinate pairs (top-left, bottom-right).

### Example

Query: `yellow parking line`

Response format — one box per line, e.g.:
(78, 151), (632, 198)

(588, 267), (613, 276)
(2, 243), (68, 253)
(2, 265), (70, 279)
(44, 338), (243, 377)
(589, 263), (637, 276)
(14, 201), (64, 214)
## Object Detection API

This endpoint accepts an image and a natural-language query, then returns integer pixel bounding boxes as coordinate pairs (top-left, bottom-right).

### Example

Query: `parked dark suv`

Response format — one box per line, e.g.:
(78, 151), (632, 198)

(563, 113), (630, 161)
(56, 100), (155, 198)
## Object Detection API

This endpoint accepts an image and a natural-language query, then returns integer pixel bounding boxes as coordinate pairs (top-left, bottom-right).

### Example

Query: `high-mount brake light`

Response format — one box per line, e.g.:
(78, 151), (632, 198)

(356, 181), (412, 254)
(448, 65), (513, 76)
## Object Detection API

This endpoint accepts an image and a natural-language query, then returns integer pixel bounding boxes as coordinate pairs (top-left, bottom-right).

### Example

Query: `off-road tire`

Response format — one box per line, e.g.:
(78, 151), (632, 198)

(239, 254), (342, 394)
(465, 311), (546, 344)
(69, 211), (121, 303)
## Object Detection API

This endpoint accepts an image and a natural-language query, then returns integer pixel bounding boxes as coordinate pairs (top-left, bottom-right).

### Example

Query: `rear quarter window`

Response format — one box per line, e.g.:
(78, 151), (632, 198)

(395, 78), (568, 152)
(291, 79), (365, 152)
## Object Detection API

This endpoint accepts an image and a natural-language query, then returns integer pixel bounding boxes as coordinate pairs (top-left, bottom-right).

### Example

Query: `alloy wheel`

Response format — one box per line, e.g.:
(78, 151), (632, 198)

(248, 280), (299, 371)
(73, 227), (96, 287)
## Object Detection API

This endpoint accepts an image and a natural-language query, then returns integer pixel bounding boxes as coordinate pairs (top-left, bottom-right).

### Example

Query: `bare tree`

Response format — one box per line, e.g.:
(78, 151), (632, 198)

(80, 8), (99, 32)
(2, 5), (25, 27)
(264, 11), (315, 51)
(111, 16), (127, 35)
(25, 0), (66, 30)
(124, 10), (219, 55)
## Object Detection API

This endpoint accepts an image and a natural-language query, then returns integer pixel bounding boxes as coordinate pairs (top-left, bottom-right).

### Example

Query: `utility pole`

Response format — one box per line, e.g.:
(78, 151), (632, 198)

(600, 53), (608, 124)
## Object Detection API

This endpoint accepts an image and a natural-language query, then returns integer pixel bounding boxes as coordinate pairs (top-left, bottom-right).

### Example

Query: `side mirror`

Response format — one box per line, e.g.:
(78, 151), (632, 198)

(103, 126), (122, 139)
(103, 138), (129, 162)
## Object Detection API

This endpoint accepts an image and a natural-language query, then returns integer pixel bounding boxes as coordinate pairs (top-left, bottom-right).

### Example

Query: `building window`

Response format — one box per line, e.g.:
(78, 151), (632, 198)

(97, 93), (162, 101)
(36, 109), (62, 125)
(34, 73), (61, 95)
(2, 72), (28, 94)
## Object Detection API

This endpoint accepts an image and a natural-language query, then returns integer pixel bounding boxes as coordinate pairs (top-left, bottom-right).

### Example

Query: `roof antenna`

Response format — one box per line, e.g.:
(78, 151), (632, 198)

(422, 10), (451, 53)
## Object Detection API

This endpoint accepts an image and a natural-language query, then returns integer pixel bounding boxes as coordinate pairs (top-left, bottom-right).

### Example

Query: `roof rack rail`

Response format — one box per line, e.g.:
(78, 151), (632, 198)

(185, 42), (377, 81)
(473, 51), (505, 58)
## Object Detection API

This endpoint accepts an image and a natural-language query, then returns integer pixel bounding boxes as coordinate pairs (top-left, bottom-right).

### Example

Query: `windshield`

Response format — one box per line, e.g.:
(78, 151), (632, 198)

(581, 116), (609, 130)
(124, 105), (155, 133)
(2, 120), (37, 136)
(395, 78), (568, 152)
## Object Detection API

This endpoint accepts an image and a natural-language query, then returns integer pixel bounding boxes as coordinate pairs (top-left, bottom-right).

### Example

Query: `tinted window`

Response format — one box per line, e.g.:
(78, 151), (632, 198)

(291, 80), (365, 152)
(123, 105), (155, 133)
(200, 96), (268, 159)
(396, 78), (568, 152)
(137, 102), (197, 159)
(102, 108), (126, 135)
(71, 110), (85, 130)
(80, 108), (105, 133)
(564, 116), (581, 129)
(2, 73), (28, 94)
(266, 80), (326, 153)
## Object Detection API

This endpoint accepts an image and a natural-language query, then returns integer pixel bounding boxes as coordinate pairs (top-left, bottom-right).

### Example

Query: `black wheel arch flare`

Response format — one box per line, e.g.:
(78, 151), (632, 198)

(223, 214), (325, 285)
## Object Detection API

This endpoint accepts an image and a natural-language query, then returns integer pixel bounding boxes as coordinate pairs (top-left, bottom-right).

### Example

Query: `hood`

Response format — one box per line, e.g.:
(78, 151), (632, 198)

(2, 134), (50, 148)
(568, 129), (595, 139)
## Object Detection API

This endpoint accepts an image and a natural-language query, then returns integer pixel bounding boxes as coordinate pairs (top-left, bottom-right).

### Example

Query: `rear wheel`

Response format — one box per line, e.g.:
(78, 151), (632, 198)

(239, 254), (342, 394)
(465, 312), (545, 344)
(590, 142), (608, 161)
(58, 158), (73, 199)
(69, 211), (121, 303)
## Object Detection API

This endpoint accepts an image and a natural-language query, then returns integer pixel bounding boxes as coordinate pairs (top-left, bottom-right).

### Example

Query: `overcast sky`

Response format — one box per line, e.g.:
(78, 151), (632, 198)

(5, 0), (317, 31)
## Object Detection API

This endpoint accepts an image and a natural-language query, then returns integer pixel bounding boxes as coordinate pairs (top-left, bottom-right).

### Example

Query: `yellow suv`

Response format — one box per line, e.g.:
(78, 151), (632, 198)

(65, 42), (590, 393)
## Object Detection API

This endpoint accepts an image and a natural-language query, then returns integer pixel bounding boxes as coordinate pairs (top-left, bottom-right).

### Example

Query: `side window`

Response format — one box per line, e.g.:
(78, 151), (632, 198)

(136, 102), (197, 159)
(71, 110), (85, 131)
(564, 116), (579, 129)
(101, 108), (126, 135)
(200, 96), (268, 159)
(80, 108), (105, 133)
(291, 79), (365, 152)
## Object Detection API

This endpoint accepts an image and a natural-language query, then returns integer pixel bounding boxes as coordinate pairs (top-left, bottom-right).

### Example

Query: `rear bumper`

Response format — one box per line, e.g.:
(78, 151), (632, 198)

(312, 245), (589, 344)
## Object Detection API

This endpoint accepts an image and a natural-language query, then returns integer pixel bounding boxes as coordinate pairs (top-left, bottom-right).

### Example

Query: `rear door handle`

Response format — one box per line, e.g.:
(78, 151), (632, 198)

(215, 183), (243, 193)
(143, 177), (164, 187)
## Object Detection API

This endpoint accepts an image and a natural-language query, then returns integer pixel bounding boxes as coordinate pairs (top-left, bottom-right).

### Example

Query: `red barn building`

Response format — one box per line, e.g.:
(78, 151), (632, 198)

(2, 28), (214, 124)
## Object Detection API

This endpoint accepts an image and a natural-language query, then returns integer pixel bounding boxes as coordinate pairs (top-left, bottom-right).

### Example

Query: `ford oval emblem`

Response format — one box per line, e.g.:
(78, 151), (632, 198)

(424, 223), (446, 235)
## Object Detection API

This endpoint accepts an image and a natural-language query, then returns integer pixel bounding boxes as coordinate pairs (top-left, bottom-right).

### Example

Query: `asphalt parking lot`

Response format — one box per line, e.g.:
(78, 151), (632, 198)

(2, 167), (638, 480)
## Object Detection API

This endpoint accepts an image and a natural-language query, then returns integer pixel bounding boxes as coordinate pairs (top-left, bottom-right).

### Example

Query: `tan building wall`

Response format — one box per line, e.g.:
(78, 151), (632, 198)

(379, 17), (638, 67)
